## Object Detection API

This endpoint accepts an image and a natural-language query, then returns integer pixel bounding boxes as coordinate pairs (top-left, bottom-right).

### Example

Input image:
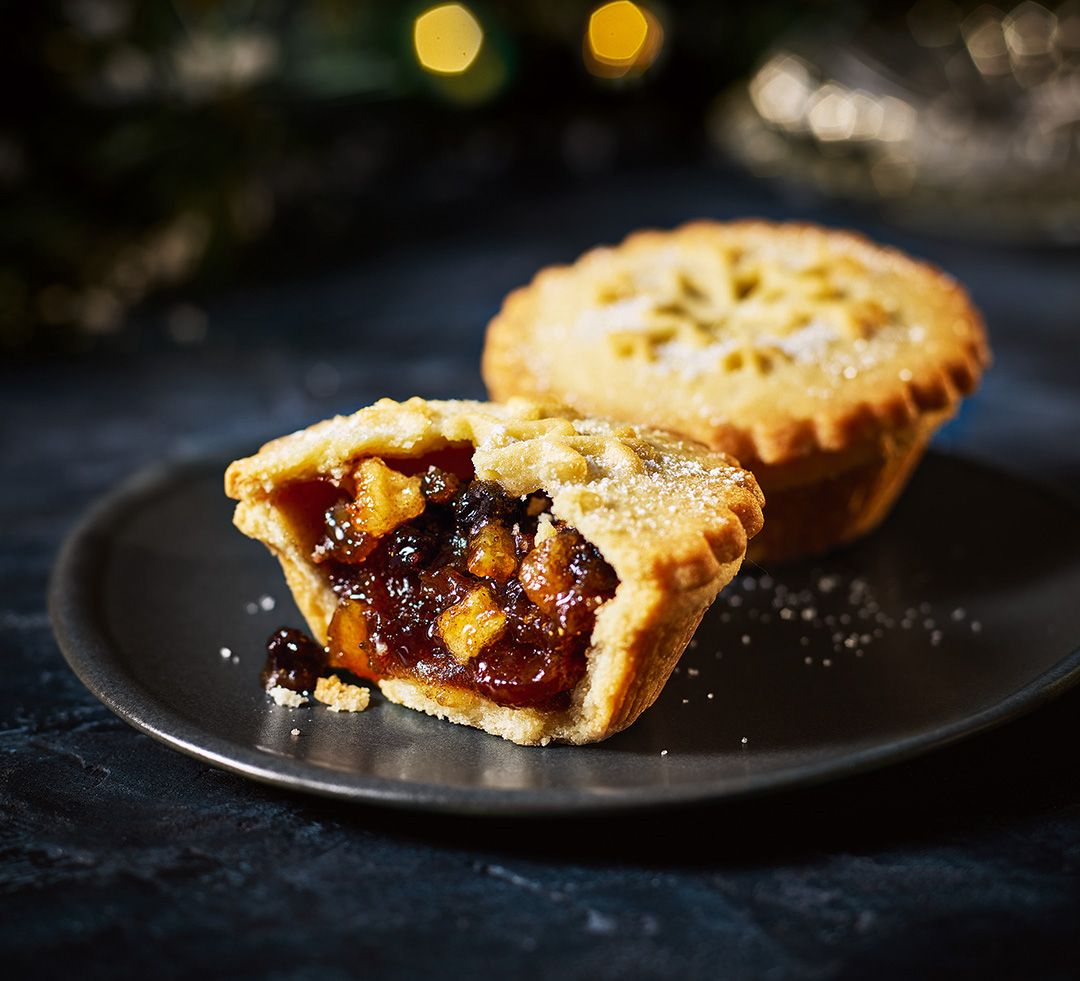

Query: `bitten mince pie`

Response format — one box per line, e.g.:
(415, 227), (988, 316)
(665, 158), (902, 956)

(482, 221), (990, 562)
(225, 398), (763, 745)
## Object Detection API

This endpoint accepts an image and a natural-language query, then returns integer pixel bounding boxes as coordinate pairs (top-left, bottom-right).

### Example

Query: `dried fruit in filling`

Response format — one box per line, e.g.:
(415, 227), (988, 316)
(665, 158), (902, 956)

(309, 458), (620, 710)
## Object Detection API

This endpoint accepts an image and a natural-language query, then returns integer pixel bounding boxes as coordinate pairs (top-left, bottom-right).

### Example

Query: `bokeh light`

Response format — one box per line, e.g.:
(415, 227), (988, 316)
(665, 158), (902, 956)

(414, 3), (484, 76)
(748, 53), (916, 145)
(585, 2), (663, 79)
(590, 2), (647, 63)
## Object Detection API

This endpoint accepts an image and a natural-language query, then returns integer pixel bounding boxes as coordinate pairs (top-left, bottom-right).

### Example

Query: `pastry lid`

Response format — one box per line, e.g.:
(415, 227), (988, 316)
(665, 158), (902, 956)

(483, 221), (990, 465)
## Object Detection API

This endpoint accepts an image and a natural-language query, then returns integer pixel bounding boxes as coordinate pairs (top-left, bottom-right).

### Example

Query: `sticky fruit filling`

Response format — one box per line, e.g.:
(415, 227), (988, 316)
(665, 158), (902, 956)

(269, 451), (619, 710)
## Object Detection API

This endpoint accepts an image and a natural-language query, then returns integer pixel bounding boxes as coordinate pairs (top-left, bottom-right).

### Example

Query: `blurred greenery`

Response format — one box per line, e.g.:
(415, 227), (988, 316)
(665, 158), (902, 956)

(1, 0), (860, 350)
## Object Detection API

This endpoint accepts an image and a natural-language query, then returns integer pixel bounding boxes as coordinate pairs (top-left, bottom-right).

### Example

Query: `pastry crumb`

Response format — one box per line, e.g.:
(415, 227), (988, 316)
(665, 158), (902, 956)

(268, 685), (309, 708)
(290, 728), (301, 737)
(534, 511), (557, 545)
(314, 674), (371, 713)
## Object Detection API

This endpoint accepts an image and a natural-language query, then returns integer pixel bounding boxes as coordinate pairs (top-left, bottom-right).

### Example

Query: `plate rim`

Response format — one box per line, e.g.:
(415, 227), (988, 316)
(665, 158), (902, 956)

(49, 453), (1080, 817)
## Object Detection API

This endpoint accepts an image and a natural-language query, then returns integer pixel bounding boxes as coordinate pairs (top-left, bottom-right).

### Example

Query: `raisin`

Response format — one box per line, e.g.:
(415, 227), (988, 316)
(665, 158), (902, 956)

(261, 627), (326, 692)
(569, 538), (620, 599)
(386, 523), (438, 572)
(472, 645), (585, 709)
(315, 501), (377, 565)
(452, 480), (516, 533)
(420, 466), (462, 505)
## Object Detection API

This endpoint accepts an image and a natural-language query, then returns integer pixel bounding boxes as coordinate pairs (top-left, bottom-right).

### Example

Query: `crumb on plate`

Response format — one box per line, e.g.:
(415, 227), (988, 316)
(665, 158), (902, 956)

(314, 674), (371, 713)
(268, 685), (309, 708)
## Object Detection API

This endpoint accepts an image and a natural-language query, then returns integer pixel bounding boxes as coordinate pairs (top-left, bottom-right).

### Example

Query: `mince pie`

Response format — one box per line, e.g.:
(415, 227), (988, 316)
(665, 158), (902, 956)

(225, 397), (763, 745)
(482, 221), (990, 561)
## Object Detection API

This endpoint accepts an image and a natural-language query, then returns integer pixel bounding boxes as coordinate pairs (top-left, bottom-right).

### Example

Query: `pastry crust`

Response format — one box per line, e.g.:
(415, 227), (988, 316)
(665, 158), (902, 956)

(225, 397), (763, 745)
(482, 220), (989, 560)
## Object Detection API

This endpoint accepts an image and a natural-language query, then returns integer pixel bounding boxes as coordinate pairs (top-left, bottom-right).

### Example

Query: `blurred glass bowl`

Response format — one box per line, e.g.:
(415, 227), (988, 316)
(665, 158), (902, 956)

(712, 1), (1080, 244)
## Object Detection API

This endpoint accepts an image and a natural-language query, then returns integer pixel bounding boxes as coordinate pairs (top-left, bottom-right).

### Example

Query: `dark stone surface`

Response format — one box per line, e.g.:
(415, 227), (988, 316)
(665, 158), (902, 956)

(3, 168), (1079, 979)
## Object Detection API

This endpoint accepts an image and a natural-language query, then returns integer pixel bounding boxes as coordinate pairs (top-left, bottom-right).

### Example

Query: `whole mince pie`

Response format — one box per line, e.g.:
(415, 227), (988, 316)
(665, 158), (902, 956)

(483, 220), (990, 562)
(225, 397), (763, 745)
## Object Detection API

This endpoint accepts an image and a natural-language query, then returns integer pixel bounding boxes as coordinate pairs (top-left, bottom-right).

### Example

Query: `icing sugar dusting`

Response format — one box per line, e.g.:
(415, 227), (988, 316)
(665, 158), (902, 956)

(653, 339), (739, 379)
(766, 320), (840, 361)
(575, 296), (656, 336)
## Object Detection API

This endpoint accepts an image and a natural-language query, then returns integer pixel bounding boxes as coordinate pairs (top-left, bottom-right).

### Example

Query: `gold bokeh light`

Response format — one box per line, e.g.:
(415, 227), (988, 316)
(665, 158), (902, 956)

(585, 2), (663, 79)
(414, 3), (484, 76)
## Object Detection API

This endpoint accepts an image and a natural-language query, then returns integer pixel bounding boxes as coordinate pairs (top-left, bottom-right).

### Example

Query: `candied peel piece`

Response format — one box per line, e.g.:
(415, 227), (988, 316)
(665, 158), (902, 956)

(519, 531), (575, 609)
(518, 526), (619, 634)
(466, 523), (518, 582)
(350, 457), (425, 536)
(436, 584), (509, 664)
(326, 600), (375, 678)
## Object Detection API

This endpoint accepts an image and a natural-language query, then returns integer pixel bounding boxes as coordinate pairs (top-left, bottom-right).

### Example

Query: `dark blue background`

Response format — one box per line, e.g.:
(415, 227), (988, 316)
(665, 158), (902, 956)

(4, 168), (1079, 979)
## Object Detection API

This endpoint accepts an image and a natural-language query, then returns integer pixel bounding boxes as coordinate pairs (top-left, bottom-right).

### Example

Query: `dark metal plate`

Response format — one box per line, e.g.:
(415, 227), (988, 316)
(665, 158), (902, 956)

(49, 453), (1080, 815)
